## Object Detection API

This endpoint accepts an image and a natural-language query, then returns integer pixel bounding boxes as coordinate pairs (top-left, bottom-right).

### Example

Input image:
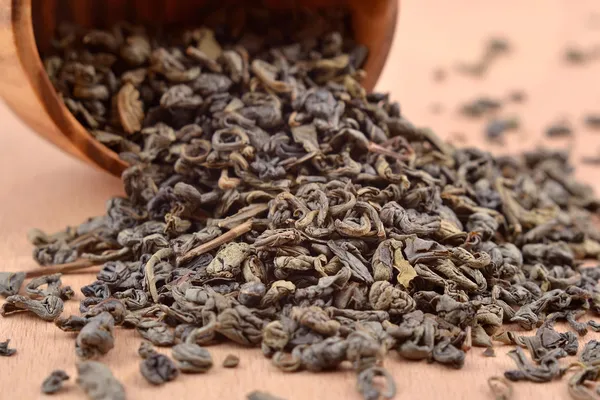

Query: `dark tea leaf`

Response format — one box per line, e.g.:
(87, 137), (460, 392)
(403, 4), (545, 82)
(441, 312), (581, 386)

(356, 366), (396, 400)
(1, 294), (63, 321)
(223, 354), (240, 368)
(568, 366), (600, 400)
(171, 343), (213, 373)
(28, 3), (600, 399)
(41, 370), (70, 394)
(504, 347), (565, 383)
(76, 361), (125, 400)
(140, 353), (179, 385)
(488, 376), (513, 400)
(0, 272), (26, 297)
(0, 339), (16, 357)
(247, 391), (286, 400)
(580, 340), (600, 366)
(136, 320), (175, 347)
(138, 341), (157, 359)
(75, 312), (115, 359)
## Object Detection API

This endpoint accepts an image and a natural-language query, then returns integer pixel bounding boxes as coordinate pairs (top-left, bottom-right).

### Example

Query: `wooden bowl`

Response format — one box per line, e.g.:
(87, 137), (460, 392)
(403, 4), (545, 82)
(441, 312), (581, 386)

(0, 0), (399, 176)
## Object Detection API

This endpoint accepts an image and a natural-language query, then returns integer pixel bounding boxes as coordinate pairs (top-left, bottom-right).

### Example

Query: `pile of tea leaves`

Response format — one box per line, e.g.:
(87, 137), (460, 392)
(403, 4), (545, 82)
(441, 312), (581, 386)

(3, 4), (600, 400)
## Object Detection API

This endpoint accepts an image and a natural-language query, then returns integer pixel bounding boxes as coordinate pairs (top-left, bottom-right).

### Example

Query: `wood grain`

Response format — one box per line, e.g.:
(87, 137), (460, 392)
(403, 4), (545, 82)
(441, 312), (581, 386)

(2, 1), (600, 399)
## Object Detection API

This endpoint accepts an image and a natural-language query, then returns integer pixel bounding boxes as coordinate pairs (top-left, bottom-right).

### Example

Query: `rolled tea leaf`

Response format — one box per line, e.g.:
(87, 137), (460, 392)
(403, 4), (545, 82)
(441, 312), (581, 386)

(76, 361), (125, 400)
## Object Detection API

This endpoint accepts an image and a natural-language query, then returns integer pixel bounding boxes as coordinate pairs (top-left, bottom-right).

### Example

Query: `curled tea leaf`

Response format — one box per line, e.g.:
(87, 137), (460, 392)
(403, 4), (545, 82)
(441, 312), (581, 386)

(136, 320), (175, 346)
(1, 294), (63, 321)
(140, 353), (179, 385)
(117, 82), (144, 134)
(432, 340), (466, 369)
(76, 361), (125, 400)
(488, 376), (512, 400)
(356, 366), (396, 400)
(223, 354), (240, 368)
(247, 391), (286, 400)
(504, 347), (564, 382)
(41, 370), (69, 394)
(271, 350), (302, 372)
(206, 242), (251, 278)
(171, 343), (213, 373)
(0, 339), (16, 356)
(138, 341), (157, 359)
(83, 298), (127, 325)
(568, 365), (600, 400)
(580, 340), (600, 366)
(483, 347), (496, 357)
(0, 272), (25, 297)
(76, 312), (115, 359)
(55, 315), (88, 332)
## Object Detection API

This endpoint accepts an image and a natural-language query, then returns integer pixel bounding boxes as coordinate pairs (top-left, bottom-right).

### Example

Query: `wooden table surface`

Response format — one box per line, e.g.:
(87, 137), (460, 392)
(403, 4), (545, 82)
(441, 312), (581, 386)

(2, 0), (600, 399)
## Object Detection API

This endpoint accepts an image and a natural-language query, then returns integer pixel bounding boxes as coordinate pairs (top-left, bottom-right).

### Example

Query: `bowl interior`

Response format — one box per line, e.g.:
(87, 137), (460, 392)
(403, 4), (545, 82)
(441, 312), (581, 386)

(26, 0), (397, 175)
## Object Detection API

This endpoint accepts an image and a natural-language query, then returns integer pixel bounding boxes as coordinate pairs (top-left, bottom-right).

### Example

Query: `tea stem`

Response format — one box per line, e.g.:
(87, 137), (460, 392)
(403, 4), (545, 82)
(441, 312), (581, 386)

(24, 259), (101, 278)
(145, 248), (173, 303)
(177, 219), (253, 265)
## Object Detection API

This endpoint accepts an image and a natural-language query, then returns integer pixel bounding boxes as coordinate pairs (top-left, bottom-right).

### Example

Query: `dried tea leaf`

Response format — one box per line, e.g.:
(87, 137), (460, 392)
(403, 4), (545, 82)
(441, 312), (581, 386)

(0, 339), (16, 356)
(488, 376), (512, 400)
(83, 299), (127, 325)
(251, 60), (292, 93)
(223, 353), (240, 368)
(76, 361), (125, 400)
(55, 315), (88, 332)
(117, 82), (144, 134)
(172, 343), (213, 373)
(25, 273), (73, 300)
(0, 272), (26, 297)
(357, 366), (396, 400)
(291, 125), (319, 154)
(120, 35), (151, 66)
(504, 347), (564, 383)
(138, 341), (156, 359)
(483, 347), (496, 357)
(136, 320), (175, 346)
(584, 114), (600, 129)
(189, 28), (222, 60)
(206, 242), (251, 278)
(247, 391), (286, 400)
(432, 340), (466, 369)
(580, 340), (600, 366)
(568, 366), (600, 400)
(41, 370), (69, 394)
(1, 294), (63, 321)
(76, 312), (115, 359)
(140, 353), (179, 385)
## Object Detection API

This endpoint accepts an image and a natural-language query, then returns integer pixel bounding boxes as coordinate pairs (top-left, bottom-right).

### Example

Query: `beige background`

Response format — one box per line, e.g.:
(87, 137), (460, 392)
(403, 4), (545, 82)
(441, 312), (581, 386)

(2, 0), (600, 399)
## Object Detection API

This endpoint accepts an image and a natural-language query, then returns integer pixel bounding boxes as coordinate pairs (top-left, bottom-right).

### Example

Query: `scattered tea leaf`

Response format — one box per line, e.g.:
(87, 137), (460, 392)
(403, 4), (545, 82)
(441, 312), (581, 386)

(41, 370), (69, 395)
(247, 391), (287, 400)
(140, 353), (179, 385)
(1, 294), (63, 321)
(483, 347), (496, 357)
(460, 96), (502, 118)
(172, 343), (213, 373)
(584, 114), (600, 129)
(485, 117), (519, 141)
(76, 361), (125, 400)
(357, 366), (396, 400)
(223, 353), (240, 368)
(0, 272), (26, 297)
(0, 339), (16, 356)
(488, 376), (512, 400)
(545, 121), (573, 138)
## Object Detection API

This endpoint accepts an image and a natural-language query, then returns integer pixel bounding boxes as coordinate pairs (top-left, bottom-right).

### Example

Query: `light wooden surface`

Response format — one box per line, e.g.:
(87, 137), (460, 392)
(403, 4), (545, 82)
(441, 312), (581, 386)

(2, 0), (600, 399)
